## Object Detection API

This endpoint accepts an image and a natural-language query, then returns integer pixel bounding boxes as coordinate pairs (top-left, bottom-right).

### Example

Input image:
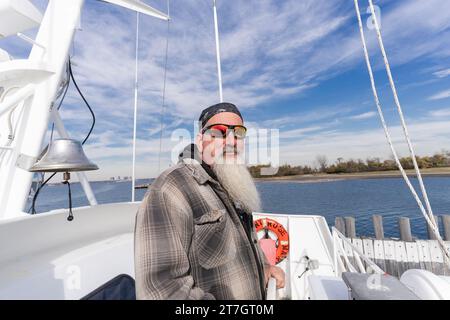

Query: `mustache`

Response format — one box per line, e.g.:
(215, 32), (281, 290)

(222, 145), (238, 154)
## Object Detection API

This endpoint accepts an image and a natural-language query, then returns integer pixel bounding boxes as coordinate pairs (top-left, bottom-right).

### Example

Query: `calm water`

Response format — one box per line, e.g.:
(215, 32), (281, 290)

(28, 177), (450, 239)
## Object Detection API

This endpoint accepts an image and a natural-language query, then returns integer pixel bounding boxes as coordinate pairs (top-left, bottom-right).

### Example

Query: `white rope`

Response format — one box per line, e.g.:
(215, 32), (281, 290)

(367, 0), (437, 228)
(213, 0), (223, 102)
(353, 0), (450, 264)
(131, 12), (139, 202)
(158, 0), (170, 174)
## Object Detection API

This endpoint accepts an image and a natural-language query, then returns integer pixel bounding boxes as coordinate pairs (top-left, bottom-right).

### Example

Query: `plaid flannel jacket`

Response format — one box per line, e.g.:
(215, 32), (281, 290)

(134, 144), (269, 300)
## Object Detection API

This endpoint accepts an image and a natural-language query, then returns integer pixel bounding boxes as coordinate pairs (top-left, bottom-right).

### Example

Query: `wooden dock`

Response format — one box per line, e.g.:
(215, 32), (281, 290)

(334, 215), (450, 277)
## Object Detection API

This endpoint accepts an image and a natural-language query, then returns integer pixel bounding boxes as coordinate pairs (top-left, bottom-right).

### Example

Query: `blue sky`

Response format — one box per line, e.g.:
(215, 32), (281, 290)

(1, 0), (450, 180)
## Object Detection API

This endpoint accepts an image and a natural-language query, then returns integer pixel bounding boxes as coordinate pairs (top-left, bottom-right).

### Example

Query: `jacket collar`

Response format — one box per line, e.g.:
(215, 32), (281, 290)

(182, 158), (217, 185)
(179, 143), (218, 185)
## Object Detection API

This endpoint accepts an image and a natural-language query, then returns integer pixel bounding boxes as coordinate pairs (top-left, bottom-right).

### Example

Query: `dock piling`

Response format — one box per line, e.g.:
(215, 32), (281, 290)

(427, 215), (440, 240)
(398, 217), (413, 242)
(442, 215), (450, 241)
(334, 217), (346, 235)
(372, 215), (384, 240)
(344, 217), (356, 238)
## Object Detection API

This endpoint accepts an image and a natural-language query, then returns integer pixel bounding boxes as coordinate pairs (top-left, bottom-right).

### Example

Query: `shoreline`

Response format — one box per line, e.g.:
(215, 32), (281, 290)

(48, 168), (450, 184)
(255, 167), (450, 183)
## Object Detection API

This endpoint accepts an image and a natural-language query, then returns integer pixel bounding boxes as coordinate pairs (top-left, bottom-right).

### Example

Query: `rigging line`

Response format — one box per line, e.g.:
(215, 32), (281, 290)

(68, 58), (95, 145)
(367, 0), (436, 227)
(36, 62), (70, 212)
(353, 0), (450, 263)
(30, 172), (57, 214)
(213, 0), (223, 102)
(132, 12), (139, 202)
(157, 0), (171, 174)
(66, 180), (74, 221)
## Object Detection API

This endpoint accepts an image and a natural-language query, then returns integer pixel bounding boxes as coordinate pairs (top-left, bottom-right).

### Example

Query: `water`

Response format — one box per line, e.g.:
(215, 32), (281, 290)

(28, 177), (450, 239)
(258, 177), (450, 239)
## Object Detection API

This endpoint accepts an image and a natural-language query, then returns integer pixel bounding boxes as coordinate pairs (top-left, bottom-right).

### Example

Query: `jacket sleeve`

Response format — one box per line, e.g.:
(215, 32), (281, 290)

(134, 187), (215, 300)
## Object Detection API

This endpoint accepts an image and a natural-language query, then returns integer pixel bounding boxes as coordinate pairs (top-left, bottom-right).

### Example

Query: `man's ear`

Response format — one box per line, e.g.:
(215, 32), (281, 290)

(195, 133), (203, 153)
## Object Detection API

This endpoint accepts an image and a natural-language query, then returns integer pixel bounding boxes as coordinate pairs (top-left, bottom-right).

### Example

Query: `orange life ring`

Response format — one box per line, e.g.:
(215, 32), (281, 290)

(254, 218), (289, 264)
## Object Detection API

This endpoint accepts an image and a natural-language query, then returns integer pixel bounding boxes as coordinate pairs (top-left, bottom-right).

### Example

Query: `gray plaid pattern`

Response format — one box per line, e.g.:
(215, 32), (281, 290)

(134, 156), (269, 300)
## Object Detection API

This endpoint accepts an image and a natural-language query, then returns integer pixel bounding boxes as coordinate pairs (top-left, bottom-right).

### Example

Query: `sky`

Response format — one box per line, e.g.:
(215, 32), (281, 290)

(1, 0), (450, 181)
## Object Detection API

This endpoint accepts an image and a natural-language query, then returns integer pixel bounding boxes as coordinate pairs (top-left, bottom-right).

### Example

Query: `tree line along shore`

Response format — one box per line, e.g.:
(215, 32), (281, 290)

(249, 151), (450, 179)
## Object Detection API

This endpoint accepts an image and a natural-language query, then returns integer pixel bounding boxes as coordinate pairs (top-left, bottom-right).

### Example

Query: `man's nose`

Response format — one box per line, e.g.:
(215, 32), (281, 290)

(224, 130), (237, 145)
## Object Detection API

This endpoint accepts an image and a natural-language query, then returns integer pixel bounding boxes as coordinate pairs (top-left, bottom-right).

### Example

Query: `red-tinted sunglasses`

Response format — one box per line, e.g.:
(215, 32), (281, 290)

(202, 124), (247, 139)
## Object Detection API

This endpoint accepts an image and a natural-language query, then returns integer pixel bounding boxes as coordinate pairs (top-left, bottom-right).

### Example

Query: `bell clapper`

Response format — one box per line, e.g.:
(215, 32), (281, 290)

(62, 171), (74, 222)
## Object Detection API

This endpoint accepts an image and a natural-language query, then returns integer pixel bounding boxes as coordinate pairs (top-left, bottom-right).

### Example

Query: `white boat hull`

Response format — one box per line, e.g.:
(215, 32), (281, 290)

(0, 203), (344, 300)
(0, 202), (138, 299)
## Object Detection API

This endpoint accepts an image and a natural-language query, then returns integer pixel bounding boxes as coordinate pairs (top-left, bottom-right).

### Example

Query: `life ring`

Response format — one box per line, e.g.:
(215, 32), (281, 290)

(254, 218), (289, 264)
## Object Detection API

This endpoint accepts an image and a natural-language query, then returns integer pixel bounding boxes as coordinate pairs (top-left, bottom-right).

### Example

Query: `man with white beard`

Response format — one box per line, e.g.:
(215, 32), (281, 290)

(134, 102), (285, 300)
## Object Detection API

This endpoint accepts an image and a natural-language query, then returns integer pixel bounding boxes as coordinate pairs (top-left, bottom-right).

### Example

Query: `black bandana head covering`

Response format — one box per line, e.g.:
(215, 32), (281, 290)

(198, 102), (243, 129)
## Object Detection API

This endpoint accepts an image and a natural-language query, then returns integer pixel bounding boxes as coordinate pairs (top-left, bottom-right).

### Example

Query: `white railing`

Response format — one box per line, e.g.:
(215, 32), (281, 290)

(0, 83), (35, 118)
(332, 227), (384, 276)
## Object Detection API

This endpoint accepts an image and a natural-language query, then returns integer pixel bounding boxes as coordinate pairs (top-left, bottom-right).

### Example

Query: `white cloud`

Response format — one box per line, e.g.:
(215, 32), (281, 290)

(66, 0), (368, 123)
(433, 68), (450, 78)
(278, 120), (450, 167)
(429, 108), (450, 117)
(370, 0), (450, 64)
(261, 105), (355, 128)
(349, 111), (376, 120)
(428, 89), (450, 101)
(281, 126), (327, 139)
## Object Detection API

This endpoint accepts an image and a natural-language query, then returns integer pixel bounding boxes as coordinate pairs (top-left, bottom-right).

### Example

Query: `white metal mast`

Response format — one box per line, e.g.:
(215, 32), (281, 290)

(213, 0), (223, 102)
(131, 12), (139, 202)
(0, 0), (169, 220)
(0, 0), (87, 220)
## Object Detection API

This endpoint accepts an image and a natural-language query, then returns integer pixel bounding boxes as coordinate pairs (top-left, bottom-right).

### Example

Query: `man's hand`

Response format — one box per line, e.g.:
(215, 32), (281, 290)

(265, 265), (285, 289)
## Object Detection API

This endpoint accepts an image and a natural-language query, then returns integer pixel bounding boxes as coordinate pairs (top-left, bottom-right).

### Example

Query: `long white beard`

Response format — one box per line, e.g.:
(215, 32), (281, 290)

(212, 162), (261, 214)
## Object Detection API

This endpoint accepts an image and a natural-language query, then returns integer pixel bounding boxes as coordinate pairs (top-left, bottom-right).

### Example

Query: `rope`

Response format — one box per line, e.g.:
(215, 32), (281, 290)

(157, 0), (170, 174)
(353, 0), (450, 264)
(367, 0), (436, 228)
(62, 178), (74, 221)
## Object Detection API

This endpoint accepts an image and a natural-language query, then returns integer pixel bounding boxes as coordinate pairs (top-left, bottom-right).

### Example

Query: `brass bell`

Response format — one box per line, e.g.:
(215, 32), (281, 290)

(29, 138), (98, 172)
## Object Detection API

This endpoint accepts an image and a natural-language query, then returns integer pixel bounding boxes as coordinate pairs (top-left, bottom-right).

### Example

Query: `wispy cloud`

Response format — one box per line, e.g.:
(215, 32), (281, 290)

(429, 107), (450, 117)
(370, 0), (450, 65)
(428, 89), (450, 101)
(281, 126), (328, 139)
(279, 119), (450, 167)
(65, 0), (368, 122)
(433, 68), (450, 78)
(349, 111), (376, 120)
(261, 105), (355, 128)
